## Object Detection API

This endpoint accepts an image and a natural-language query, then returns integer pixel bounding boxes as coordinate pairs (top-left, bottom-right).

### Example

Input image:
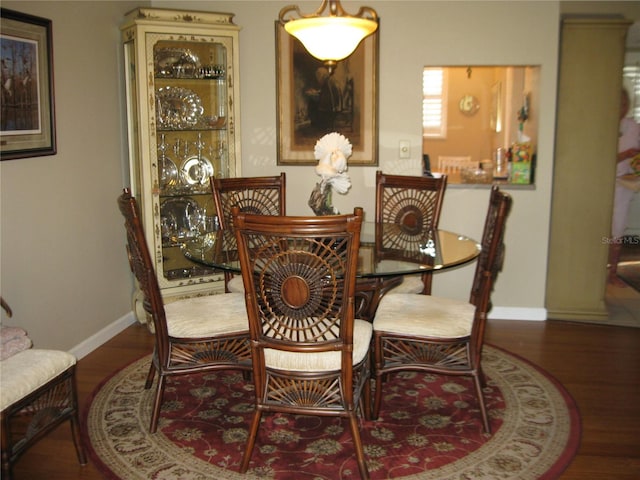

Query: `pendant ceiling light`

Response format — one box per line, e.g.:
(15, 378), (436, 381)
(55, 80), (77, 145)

(279, 0), (378, 73)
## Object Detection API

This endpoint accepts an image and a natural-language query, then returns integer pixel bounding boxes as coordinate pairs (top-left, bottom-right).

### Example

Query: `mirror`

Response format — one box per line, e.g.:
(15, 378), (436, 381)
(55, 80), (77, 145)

(422, 65), (541, 184)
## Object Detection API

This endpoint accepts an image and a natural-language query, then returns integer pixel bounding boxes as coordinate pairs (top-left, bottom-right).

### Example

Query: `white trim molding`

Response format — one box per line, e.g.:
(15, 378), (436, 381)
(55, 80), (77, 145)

(69, 312), (137, 360)
(488, 306), (547, 321)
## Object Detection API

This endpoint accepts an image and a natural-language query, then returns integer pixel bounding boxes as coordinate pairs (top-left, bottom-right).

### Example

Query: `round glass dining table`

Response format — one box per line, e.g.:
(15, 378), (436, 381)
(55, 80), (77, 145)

(183, 222), (480, 321)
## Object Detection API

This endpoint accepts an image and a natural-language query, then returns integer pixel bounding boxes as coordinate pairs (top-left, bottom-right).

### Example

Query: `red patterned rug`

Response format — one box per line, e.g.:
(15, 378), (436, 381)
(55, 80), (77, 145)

(82, 345), (580, 479)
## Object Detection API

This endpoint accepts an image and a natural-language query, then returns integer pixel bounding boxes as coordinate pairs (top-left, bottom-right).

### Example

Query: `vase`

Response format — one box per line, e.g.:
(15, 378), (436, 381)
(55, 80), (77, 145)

(308, 181), (338, 216)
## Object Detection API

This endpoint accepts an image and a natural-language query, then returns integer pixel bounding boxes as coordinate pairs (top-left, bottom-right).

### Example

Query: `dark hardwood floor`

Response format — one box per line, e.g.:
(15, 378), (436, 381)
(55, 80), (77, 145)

(11, 319), (640, 479)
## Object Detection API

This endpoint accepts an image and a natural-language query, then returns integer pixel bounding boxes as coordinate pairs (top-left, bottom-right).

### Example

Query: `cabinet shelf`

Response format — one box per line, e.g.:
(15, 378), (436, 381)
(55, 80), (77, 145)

(159, 190), (212, 197)
(156, 126), (227, 132)
(155, 75), (226, 82)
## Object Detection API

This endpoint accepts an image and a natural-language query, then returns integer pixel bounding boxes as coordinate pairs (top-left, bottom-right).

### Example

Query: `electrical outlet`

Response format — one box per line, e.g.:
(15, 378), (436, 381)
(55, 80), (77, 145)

(399, 140), (410, 159)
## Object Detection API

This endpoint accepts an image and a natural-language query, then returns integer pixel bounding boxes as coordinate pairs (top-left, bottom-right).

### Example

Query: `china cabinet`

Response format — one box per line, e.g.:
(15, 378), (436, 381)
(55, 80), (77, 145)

(120, 7), (241, 315)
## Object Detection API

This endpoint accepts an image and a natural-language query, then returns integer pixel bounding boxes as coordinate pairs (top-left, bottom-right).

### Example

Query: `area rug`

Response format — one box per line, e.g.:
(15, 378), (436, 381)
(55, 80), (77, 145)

(82, 345), (580, 479)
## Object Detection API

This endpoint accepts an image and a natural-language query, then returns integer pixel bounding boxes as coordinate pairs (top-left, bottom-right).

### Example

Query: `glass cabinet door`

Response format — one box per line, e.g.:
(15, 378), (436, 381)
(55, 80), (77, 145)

(153, 37), (231, 282)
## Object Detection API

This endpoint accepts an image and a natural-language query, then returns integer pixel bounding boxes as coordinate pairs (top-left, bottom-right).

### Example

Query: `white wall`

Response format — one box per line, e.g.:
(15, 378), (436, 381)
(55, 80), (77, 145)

(0, 1), (141, 352)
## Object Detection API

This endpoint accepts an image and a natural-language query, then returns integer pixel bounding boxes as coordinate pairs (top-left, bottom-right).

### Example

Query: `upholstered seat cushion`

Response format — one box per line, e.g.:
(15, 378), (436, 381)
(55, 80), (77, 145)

(264, 319), (372, 371)
(386, 275), (424, 295)
(0, 349), (76, 411)
(226, 275), (245, 293)
(164, 293), (248, 338)
(374, 293), (475, 338)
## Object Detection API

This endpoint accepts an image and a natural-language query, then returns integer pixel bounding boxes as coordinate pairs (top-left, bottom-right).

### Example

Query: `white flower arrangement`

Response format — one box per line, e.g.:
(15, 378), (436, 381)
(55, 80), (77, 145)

(313, 132), (352, 195)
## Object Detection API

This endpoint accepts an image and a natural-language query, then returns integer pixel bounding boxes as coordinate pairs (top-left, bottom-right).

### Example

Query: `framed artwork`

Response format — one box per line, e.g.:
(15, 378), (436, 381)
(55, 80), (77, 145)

(275, 22), (378, 166)
(1, 8), (56, 161)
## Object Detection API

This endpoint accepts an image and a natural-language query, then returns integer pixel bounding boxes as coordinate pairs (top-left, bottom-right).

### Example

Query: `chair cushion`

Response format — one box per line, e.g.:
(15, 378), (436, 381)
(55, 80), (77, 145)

(164, 293), (248, 338)
(226, 275), (245, 293)
(1, 349), (76, 411)
(374, 293), (475, 338)
(264, 319), (372, 372)
(387, 275), (424, 294)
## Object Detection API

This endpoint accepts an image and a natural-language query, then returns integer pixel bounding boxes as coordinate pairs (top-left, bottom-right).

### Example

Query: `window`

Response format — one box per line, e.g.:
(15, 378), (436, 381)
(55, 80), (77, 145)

(422, 67), (448, 138)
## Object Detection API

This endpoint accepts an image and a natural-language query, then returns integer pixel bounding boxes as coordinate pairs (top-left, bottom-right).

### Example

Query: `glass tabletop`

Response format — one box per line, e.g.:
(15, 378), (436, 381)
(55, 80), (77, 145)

(182, 221), (480, 279)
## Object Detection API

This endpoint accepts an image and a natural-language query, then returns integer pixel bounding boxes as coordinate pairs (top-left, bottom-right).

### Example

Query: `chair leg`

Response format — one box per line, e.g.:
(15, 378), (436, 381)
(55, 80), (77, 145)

(149, 375), (166, 433)
(421, 272), (433, 295)
(144, 361), (156, 389)
(479, 365), (488, 388)
(1, 417), (13, 480)
(372, 335), (384, 420)
(69, 374), (88, 465)
(240, 410), (262, 473)
(472, 374), (491, 434)
(348, 413), (370, 480)
(361, 379), (372, 422)
(70, 412), (88, 465)
(372, 371), (383, 420)
(1, 461), (12, 480)
(360, 355), (372, 422)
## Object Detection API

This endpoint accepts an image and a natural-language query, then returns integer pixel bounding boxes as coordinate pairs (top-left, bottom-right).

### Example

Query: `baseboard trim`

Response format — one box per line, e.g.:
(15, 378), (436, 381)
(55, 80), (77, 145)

(489, 306), (547, 321)
(545, 309), (609, 321)
(70, 311), (137, 360)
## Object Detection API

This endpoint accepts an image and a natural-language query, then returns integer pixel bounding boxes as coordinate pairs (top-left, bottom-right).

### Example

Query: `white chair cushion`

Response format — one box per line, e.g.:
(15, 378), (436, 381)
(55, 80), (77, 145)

(264, 319), (372, 372)
(226, 275), (245, 293)
(387, 275), (424, 294)
(164, 293), (248, 338)
(1, 349), (76, 411)
(374, 293), (475, 338)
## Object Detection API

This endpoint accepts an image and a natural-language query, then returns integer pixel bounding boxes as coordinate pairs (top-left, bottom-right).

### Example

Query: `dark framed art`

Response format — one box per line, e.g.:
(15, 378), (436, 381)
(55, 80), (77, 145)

(275, 21), (378, 166)
(1, 8), (56, 161)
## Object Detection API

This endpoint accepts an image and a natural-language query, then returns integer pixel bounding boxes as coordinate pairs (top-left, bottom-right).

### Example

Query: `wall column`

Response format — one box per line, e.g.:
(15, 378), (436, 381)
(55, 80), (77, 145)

(546, 17), (631, 320)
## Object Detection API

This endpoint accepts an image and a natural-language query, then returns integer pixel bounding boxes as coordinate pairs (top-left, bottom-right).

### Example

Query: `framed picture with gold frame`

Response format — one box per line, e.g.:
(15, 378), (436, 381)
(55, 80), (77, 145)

(0, 8), (56, 161)
(275, 22), (378, 166)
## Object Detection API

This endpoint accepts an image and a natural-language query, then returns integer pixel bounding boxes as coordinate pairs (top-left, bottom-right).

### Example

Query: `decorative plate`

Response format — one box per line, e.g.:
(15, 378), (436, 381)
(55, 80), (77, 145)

(154, 48), (200, 78)
(459, 94), (480, 116)
(156, 86), (203, 129)
(180, 155), (214, 185)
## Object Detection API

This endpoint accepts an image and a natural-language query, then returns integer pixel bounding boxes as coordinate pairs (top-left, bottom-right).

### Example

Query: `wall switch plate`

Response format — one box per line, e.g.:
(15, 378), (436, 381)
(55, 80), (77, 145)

(399, 140), (411, 159)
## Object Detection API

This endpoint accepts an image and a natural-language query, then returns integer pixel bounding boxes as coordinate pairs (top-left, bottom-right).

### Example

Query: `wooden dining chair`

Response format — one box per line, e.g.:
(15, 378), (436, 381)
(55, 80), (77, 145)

(232, 207), (372, 480)
(375, 170), (447, 295)
(117, 189), (252, 433)
(211, 173), (286, 293)
(372, 186), (512, 433)
(1, 300), (87, 479)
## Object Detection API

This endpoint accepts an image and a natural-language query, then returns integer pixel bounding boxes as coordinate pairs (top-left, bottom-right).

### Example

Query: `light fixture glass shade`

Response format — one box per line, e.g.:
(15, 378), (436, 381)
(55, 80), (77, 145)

(284, 16), (377, 61)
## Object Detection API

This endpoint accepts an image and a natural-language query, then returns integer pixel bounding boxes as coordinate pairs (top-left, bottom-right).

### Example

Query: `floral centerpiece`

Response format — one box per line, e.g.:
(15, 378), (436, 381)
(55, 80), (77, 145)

(308, 132), (352, 216)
